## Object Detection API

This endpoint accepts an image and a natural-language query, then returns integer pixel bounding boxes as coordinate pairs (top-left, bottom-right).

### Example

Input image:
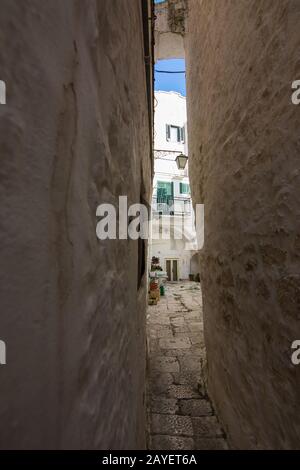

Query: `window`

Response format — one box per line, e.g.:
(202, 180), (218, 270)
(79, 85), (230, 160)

(156, 182), (175, 216)
(166, 124), (185, 143)
(180, 182), (190, 194)
(157, 181), (174, 203)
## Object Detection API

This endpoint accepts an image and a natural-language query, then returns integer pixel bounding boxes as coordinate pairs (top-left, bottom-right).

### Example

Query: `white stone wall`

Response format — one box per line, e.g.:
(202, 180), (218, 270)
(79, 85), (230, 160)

(0, 0), (152, 449)
(185, 0), (300, 449)
(154, 0), (186, 61)
(154, 91), (187, 152)
(150, 237), (193, 280)
(151, 91), (197, 280)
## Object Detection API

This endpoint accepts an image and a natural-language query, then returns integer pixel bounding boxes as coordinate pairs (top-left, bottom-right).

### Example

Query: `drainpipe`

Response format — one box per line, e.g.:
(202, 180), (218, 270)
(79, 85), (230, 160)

(141, 0), (155, 178)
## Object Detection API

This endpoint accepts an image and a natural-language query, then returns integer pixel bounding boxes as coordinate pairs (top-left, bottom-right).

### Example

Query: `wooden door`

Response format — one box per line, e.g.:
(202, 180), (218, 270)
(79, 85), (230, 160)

(166, 260), (171, 281)
(172, 260), (178, 281)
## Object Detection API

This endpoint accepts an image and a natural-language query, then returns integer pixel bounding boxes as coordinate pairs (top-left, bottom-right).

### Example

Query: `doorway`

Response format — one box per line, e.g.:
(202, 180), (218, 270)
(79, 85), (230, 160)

(166, 259), (178, 281)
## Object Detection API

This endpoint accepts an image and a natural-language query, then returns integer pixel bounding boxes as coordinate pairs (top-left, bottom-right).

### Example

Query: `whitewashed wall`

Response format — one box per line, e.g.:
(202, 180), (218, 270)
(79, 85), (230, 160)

(150, 92), (197, 280)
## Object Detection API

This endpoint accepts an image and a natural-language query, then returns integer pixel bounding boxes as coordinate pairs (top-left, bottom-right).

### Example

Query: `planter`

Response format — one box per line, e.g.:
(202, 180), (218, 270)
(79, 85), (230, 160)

(150, 281), (158, 291)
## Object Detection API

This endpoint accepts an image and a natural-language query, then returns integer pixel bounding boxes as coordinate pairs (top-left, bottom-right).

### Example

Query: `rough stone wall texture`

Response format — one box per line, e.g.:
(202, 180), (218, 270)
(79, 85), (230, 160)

(185, 0), (300, 449)
(0, 0), (151, 449)
(154, 0), (185, 60)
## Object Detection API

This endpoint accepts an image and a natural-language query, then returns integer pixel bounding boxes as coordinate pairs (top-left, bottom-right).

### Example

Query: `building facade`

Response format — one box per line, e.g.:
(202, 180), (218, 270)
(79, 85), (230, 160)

(150, 91), (198, 281)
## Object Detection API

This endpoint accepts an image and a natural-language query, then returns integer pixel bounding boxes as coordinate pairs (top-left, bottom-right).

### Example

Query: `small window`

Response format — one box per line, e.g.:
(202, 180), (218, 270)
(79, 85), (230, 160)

(157, 181), (174, 203)
(166, 124), (185, 143)
(180, 182), (190, 194)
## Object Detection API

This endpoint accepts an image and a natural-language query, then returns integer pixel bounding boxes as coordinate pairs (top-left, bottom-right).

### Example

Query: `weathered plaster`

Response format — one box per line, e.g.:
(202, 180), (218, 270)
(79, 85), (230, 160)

(0, 0), (152, 449)
(185, 0), (300, 449)
(155, 0), (186, 60)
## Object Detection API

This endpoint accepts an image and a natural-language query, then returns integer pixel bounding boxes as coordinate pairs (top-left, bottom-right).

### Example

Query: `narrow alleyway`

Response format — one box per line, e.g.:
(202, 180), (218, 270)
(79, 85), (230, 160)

(147, 282), (228, 450)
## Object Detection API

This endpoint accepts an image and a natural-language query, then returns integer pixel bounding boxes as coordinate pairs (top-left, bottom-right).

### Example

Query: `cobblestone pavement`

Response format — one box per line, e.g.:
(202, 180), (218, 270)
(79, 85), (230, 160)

(147, 282), (228, 450)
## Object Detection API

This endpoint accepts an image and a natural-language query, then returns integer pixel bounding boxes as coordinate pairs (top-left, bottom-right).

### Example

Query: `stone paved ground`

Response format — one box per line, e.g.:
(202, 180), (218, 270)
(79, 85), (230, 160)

(147, 281), (228, 450)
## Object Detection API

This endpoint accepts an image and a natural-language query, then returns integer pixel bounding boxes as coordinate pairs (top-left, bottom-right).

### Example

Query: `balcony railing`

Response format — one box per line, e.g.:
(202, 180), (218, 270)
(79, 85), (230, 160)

(151, 196), (191, 216)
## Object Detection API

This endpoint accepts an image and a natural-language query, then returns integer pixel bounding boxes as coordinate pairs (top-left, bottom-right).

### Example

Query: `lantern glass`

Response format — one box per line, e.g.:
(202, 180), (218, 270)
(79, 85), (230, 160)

(175, 153), (188, 170)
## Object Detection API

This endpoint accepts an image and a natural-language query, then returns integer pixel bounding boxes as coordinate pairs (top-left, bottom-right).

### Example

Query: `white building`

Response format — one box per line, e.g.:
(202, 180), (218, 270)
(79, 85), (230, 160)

(149, 91), (198, 281)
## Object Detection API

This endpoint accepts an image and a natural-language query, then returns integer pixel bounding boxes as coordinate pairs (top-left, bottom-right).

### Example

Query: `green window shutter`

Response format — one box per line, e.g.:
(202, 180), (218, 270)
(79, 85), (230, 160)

(157, 181), (174, 203)
(181, 126), (185, 143)
(158, 181), (173, 195)
(180, 183), (190, 194)
(166, 124), (170, 141)
(157, 187), (166, 203)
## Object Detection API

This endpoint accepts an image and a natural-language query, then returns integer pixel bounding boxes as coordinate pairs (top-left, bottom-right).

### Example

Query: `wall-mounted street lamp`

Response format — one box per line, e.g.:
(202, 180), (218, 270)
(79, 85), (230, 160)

(175, 153), (188, 170)
(154, 150), (188, 170)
